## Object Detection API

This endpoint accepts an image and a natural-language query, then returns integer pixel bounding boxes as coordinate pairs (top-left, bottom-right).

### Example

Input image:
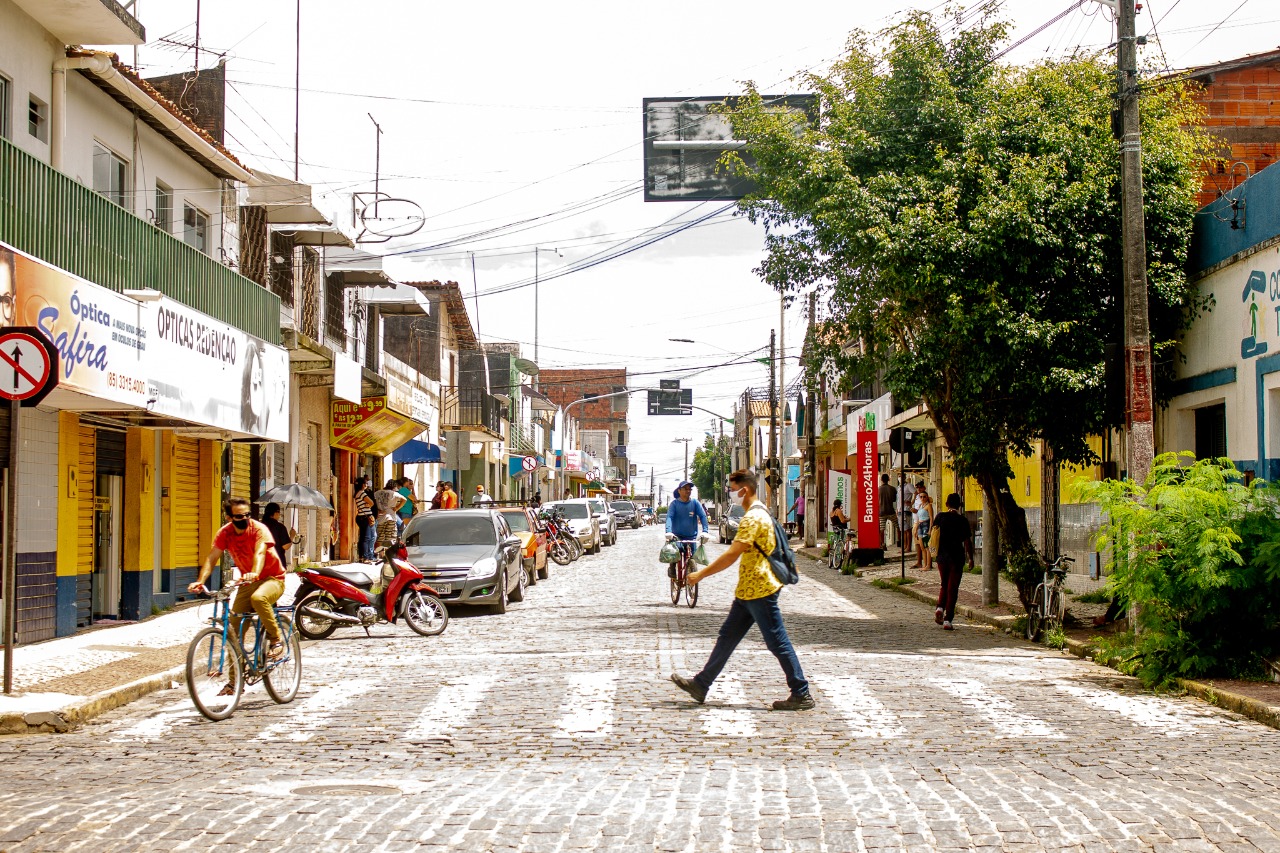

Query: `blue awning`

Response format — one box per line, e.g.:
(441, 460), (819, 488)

(391, 439), (442, 463)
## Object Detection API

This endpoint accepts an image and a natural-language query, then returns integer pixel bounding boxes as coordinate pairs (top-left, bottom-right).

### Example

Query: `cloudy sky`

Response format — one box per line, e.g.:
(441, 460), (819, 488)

(106, 0), (1277, 491)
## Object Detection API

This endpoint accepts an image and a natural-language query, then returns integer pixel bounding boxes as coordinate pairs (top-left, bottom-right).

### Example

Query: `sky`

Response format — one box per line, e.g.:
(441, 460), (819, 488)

(104, 0), (1279, 493)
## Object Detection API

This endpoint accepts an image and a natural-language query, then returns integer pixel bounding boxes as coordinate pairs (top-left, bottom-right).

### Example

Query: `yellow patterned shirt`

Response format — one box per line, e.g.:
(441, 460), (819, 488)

(733, 502), (783, 600)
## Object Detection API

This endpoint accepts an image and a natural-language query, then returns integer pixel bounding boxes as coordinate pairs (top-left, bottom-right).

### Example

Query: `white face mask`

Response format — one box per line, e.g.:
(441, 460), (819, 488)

(729, 488), (747, 508)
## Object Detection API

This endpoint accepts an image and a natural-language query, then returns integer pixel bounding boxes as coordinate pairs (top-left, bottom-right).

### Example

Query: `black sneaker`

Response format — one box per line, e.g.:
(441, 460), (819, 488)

(771, 693), (816, 711)
(670, 673), (707, 704)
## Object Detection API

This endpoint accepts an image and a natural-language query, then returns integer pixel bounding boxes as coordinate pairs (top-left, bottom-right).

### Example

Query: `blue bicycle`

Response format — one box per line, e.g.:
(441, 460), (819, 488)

(186, 582), (302, 721)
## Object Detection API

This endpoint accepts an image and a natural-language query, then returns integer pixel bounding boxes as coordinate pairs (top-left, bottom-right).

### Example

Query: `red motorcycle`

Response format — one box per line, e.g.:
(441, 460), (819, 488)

(293, 541), (449, 639)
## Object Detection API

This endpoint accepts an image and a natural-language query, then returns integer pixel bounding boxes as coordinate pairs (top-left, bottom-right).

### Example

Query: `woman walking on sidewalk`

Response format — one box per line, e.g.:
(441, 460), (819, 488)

(913, 490), (934, 569)
(932, 493), (975, 630)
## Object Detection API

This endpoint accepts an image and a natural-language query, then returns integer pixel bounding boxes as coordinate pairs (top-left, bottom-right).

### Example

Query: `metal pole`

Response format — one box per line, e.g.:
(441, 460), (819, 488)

(778, 298), (786, 522)
(900, 451), (906, 581)
(368, 113), (383, 218)
(4, 399), (18, 694)
(1118, 0), (1154, 486)
(294, 0), (301, 181)
(534, 250), (539, 367)
(804, 292), (818, 549)
(768, 329), (777, 509)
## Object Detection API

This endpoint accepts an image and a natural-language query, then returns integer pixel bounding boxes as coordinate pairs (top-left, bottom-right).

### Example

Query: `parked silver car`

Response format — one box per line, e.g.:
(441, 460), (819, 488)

(546, 500), (602, 554)
(718, 504), (746, 544)
(403, 509), (527, 614)
(610, 500), (642, 529)
(587, 498), (618, 546)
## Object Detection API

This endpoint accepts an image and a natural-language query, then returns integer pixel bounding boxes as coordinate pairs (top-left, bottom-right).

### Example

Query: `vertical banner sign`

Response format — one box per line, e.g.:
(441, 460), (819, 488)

(855, 431), (880, 548)
(826, 468), (851, 528)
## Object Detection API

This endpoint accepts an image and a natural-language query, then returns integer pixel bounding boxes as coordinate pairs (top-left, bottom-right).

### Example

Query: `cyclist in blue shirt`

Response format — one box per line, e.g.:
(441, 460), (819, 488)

(665, 481), (710, 564)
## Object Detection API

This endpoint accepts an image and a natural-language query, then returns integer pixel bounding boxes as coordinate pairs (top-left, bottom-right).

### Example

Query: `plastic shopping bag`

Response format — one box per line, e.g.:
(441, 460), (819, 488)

(658, 541), (681, 564)
(693, 543), (709, 565)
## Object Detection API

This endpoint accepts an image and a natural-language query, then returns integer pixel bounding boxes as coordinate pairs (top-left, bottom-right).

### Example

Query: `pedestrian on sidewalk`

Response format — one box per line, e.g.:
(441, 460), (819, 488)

(261, 501), (293, 570)
(429, 482), (445, 511)
(354, 476), (375, 560)
(397, 477), (417, 526)
(188, 497), (287, 661)
(878, 473), (897, 550)
(670, 469), (814, 711)
(899, 476), (914, 549)
(913, 484), (933, 569)
(789, 491), (805, 540)
(440, 481), (460, 510)
(932, 493), (974, 630)
(374, 480), (406, 545)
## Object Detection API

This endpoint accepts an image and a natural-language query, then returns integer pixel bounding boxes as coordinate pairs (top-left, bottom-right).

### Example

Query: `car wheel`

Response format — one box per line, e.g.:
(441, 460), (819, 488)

(524, 556), (537, 586)
(491, 575), (508, 615)
(510, 562), (527, 603)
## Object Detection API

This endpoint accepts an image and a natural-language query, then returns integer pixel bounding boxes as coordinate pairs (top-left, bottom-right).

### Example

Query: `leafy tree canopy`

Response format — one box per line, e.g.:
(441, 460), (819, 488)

(724, 7), (1211, 584)
(691, 434), (732, 501)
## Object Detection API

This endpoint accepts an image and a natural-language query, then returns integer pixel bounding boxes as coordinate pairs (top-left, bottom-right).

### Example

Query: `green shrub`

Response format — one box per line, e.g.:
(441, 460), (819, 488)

(1043, 626), (1067, 650)
(1074, 588), (1113, 604)
(1078, 452), (1280, 687)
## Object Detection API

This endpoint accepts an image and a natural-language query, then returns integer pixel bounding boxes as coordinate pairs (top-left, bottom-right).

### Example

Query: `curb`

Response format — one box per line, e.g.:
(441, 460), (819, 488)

(821, 558), (1280, 733)
(0, 665), (185, 735)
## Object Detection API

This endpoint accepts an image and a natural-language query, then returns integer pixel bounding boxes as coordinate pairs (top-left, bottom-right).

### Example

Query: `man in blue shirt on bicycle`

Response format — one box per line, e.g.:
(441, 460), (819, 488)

(665, 481), (709, 574)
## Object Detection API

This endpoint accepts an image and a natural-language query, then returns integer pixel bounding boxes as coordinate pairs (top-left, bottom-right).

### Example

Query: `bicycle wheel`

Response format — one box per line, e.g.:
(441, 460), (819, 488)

(669, 566), (682, 605)
(186, 627), (243, 721)
(404, 591), (449, 636)
(1025, 585), (1045, 641)
(685, 579), (699, 608)
(828, 536), (840, 570)
(264, 616), (302, 704)
(1045, 587), (1065, 633)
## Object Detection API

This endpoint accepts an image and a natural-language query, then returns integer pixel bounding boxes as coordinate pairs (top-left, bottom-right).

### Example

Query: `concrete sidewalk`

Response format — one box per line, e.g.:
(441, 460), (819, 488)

(0, 604), (207, 734)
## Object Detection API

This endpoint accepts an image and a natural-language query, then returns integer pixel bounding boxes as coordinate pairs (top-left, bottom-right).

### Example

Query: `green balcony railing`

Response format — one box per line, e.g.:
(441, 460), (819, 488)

(0, 135), (280, 343)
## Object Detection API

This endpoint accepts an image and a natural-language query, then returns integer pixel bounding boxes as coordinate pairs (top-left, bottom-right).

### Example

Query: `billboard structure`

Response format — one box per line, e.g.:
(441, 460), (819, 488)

(642, 95), (816, 202)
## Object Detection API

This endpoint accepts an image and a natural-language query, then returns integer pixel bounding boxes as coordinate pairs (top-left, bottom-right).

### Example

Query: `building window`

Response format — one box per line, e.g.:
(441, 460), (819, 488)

(183, 203), (209, 253)
(92, 143), (128, 206)
(0, 75), (11, 139)
(154, 181), (172, 232)
(28, 95), (47, 142)
(1194, 404), (1227, 461)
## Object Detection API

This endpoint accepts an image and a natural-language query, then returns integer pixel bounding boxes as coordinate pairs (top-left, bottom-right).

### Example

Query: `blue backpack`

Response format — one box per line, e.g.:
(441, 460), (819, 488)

(749, 505), (799, 585)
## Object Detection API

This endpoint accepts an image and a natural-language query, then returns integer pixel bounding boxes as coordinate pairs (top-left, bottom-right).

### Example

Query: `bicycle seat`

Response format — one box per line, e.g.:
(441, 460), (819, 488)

(315, 565), (375, 587)
(1048, 565), (1070, 575)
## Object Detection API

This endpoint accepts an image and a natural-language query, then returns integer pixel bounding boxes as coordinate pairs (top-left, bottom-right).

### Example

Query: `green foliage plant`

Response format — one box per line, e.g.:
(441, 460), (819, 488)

(1079, 452), (1280, 687)
(721, 8), (1213, 614)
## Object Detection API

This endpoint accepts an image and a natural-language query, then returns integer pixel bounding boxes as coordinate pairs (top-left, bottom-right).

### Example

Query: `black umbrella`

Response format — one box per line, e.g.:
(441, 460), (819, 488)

(256, 483), (334, 510)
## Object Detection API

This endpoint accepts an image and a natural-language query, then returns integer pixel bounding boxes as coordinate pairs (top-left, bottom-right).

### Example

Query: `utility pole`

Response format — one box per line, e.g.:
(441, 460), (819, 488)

(778, 297), (787, 522)
(294, 0), (301, 181)
(804, 292), (818, 548)
(768, 329), (778, 510)
(368, 113), (383, 218)
(1118, 0), (1154, 485)
(533, 248), (560, 370)
(673, 437), (691, 482)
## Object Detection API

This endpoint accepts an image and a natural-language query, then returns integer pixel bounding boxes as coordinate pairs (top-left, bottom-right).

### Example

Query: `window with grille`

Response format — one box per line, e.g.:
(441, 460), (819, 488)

(154, 182), (172, 231)
(92, 143), (128, 206)
(27, 95), (46, 142)
(183, 203), (209, 254)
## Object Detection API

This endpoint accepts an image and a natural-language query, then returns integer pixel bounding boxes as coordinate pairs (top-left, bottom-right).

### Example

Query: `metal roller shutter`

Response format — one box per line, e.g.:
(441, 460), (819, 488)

(95, 428), (126, 476)
(231, 444), (253, 504)
(76, 426), (95, 627)
(173, 438), (201, 567)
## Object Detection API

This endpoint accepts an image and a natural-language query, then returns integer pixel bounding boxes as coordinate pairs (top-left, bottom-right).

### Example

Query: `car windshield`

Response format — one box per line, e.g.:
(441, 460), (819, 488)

(729, 505), (746, 519)
(588, 501), (606, 514)
(554, 503), (590, 520)
(611, 501), (634, 512)
(405, 515), (496, 546)
(500, 511), (530, 532)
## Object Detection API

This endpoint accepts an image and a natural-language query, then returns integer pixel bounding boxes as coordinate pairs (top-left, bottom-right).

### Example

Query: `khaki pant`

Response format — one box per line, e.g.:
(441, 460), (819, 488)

(232, 576), (285, 645)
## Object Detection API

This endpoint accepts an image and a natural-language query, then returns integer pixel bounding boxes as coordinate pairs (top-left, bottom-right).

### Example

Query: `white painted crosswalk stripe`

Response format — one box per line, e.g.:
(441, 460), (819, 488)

(556, 672), (617, 738)
(932, 677), (1063, 739)
(258, 680), (375, 743)
(405, 673), (497, 742)
(1054, 681), (1220, 737)
(701, 674), (759, 737)
(819, 675), (903, 738)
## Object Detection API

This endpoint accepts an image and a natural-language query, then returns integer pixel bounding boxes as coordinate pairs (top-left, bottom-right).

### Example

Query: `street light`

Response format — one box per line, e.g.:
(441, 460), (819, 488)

(672, 437), (692, 482)
(534, 247), (561, 368)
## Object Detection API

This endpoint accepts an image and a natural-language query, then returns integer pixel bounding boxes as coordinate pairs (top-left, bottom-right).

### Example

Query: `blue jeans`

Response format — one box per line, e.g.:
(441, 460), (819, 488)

(694, 591), (809, 697)
(357, 518), (375, 560)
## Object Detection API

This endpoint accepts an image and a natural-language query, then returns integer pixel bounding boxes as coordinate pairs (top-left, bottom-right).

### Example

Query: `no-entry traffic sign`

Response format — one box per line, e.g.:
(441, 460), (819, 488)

(0, 327), (59, 407)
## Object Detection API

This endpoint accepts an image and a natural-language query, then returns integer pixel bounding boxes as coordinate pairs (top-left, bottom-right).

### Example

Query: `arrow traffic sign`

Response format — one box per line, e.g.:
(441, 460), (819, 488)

(0, 327), (59, 407)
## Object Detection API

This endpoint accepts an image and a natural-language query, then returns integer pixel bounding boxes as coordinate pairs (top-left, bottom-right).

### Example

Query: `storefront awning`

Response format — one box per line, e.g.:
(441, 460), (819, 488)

(331, 396), (426, 456)
(392, 438), (442, 463)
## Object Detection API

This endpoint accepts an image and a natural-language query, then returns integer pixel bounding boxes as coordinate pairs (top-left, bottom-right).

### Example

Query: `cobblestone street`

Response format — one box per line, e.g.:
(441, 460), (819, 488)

(2, 526), (1279, 852)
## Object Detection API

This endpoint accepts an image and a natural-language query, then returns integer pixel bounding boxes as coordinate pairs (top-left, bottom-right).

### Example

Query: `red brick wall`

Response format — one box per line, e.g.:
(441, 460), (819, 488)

(538, 369), (628, 430)
(1191, 63), (1280, 207)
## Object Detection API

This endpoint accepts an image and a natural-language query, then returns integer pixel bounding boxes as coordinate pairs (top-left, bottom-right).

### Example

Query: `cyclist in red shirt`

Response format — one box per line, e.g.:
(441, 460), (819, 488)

(188, 497), (287, 661)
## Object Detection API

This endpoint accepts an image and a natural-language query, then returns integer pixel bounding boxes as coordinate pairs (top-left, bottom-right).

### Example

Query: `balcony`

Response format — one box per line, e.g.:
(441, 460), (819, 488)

(0, 135), (279, 343)
(441, 387), (503, 439)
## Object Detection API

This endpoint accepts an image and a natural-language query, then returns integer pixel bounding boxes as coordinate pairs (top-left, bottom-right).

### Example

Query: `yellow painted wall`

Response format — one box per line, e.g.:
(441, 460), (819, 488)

(199, 441), (221, 555)
(953, 436), (1107, 509)
(56, 412), (80, 579)
(122, 428), (155, 575)
(159, 431), (175, 570)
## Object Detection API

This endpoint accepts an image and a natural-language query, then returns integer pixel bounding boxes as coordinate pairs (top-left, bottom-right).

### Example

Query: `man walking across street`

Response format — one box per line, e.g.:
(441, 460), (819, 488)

(878, 473), (898, 550)
(188, 497), (287, 661)
(671, 470), (813, 711)
(932, 493), (975, 630)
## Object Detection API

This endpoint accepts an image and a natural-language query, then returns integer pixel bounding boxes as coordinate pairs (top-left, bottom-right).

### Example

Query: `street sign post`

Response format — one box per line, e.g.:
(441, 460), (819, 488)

(0, 327), (59, 695)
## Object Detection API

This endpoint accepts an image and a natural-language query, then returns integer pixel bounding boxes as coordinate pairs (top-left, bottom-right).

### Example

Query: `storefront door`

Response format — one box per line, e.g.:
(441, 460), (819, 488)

(92, 474), (123, 619)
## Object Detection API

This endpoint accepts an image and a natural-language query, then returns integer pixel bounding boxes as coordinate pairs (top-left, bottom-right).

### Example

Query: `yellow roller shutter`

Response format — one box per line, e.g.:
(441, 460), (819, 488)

(77, 426), (95, 574)
(173, 438), (201, 567)
(231, 444), (253, 504)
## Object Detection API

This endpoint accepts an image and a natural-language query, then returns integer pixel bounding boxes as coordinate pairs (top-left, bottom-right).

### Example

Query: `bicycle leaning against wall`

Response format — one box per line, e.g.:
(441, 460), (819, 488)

(1025, 554), (1073, 642)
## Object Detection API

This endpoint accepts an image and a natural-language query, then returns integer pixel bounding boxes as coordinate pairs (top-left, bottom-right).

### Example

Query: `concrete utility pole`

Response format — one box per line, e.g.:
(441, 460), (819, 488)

(1118, 0), (1154, 485)
(804, 293), (818, 549)
(768, 329), (778, 509)
(673, 437), (691, 482)
(778, 297), (787, 522)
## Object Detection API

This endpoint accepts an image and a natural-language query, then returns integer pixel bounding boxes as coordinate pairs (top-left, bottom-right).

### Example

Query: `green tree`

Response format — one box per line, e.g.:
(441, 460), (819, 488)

(724, 9), (1211, 609)
(691, 434), (732, 503)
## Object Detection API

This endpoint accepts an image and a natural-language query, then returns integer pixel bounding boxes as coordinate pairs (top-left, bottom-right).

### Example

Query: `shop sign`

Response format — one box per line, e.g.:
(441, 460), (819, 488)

(330, 395), (421, 455)
(411, 388), (431, 423)
(1, 240), (289, 440)
(854, 431), (880, 547)
(385, 375), (415, 418)
(333, 351), (361, 403)
(827, 468), (851, 528)
(848, 393), (892, 445)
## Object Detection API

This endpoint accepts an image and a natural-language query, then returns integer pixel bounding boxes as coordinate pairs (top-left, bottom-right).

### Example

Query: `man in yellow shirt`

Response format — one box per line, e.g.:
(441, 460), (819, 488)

(671, 469), (813, 711)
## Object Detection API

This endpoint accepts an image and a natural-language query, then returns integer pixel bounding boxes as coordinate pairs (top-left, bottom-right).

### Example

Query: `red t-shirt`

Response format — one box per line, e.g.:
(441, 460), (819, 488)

(213, 520), (285, 580)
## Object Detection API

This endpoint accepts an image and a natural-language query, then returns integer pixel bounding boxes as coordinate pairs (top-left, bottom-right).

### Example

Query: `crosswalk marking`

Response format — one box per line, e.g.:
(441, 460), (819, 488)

(258, 680), (375, 743)
(932, 677), (1063, 739)
(702, 674), (758, 737)
(556, 672), (617, 738)
(405, 674), (497, 742)
(818, 675), (903, 738)
(1054, 681), (1220, 737)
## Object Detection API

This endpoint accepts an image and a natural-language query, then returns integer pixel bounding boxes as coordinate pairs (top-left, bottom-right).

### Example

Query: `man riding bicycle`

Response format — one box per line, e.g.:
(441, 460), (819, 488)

(665, 480), (709, 577)
(188, 497), (288, 663)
